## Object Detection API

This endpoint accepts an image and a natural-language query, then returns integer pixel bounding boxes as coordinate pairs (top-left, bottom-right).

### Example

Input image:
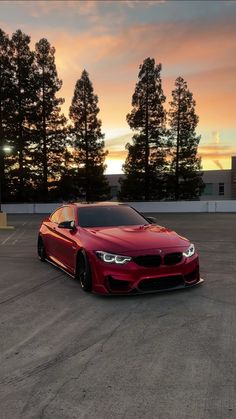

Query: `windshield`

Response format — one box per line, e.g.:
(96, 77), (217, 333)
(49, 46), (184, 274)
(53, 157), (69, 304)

(78, 205), (149, 228)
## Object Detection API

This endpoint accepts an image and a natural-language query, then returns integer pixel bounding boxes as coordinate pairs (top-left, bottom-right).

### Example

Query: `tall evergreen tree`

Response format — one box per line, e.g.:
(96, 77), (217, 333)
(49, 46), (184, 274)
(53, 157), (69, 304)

(56, 148), (79, 201)
(0, 29), (12, 202)
(69, 70), (110, 201)
(33, 38), (67, 200)
(9, 29), (36, 200)
(120, 57), (167, 201)
(167, 76), (204, 200)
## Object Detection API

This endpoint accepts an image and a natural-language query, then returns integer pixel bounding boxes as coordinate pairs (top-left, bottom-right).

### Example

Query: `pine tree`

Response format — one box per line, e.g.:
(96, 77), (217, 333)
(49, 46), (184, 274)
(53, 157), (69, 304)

(56, 148), (79, 201)
(9, 29), (37, 200)
(69, 70), (110, 201)
(0, 29), (12, 202)
(120, 57), (167, 201)
(33, 38), (67, 200)
(167, 77), (204, 200)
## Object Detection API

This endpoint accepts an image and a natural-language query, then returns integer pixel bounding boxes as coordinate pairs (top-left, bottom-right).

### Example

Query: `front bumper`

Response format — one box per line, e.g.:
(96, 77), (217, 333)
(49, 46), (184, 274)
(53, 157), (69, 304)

(88, 250), (203, 295)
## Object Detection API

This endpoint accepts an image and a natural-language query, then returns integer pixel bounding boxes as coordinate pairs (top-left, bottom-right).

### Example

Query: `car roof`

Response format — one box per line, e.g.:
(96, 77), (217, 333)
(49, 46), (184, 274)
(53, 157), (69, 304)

(71, 202), (128, 209)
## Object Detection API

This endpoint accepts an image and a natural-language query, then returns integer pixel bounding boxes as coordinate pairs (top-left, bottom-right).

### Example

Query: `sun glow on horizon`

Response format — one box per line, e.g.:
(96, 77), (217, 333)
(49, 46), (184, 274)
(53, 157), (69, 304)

(105, 159), (124, 175)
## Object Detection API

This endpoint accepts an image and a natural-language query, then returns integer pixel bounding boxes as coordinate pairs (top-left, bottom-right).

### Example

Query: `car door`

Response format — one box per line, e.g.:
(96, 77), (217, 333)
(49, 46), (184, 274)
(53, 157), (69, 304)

(53, 206), (78, 273)
(44, 208), (63, 260)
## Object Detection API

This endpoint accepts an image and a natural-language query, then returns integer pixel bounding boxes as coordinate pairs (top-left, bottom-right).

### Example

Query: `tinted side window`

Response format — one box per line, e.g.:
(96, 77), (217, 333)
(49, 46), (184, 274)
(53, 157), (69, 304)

(50, 209), (62, 224)
(58, 206), (75, 223)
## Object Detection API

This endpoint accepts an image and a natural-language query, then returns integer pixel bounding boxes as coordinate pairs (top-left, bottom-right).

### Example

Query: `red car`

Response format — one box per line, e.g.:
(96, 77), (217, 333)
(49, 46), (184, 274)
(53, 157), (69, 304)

(38, 202), (203, 294)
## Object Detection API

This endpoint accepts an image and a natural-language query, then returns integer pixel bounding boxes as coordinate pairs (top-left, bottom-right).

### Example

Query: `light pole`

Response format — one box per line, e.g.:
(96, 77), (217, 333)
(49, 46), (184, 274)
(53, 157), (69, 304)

(0, 146), (14, 228)
(0, 145), (12, 212)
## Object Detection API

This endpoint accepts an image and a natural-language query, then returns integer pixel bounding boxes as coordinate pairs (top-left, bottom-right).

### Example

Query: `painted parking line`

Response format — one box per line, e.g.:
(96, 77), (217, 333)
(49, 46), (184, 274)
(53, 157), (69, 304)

(12, 230), (25, 245)
(1, 230), (18, 245)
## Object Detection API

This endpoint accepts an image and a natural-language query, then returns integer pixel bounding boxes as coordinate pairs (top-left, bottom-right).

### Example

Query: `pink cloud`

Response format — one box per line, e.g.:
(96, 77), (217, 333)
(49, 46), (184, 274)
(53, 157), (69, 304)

(14, 1), (99, 18)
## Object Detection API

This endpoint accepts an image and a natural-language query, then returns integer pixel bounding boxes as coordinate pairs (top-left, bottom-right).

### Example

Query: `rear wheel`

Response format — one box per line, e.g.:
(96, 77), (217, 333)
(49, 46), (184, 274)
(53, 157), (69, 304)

(76, 251), (92, 292)
(38, 236), (47, 262)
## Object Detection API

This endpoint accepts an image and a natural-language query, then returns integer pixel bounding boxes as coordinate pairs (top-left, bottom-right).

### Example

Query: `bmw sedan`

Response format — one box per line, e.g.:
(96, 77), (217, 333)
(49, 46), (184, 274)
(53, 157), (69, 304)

(38, 202), (203, 294)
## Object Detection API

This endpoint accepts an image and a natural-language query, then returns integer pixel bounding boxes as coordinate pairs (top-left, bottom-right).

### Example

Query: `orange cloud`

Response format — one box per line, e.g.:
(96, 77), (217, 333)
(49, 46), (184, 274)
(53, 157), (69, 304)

(107, 148), (236, 162)
(106, 150), (127, 159)
(38, 16), (235, 131)
(105, 151), (235, 172)
(104, 131), (236, 172)
(15, 7), (233, 134)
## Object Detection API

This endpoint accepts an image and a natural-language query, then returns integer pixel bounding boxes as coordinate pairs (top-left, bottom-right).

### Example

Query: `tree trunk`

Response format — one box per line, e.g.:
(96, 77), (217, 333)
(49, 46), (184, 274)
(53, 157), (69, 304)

(0, 93), (5, 205)
(84, 87), (89, 201)
(144, 74), (149, 200)
(175, 89), (181, 201)
(17, 57), (24, 201)
(42, 61), (48, 199)
(18, 94), (24, 201)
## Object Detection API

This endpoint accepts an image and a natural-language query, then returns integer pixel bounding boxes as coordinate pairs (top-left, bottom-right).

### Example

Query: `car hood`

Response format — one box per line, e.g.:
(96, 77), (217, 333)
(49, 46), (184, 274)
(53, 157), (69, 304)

(79, 224), (190, 253)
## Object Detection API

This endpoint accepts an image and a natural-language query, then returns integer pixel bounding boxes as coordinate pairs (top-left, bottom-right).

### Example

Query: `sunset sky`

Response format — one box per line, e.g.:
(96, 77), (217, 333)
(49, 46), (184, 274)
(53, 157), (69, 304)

(0, 0), (235, 173)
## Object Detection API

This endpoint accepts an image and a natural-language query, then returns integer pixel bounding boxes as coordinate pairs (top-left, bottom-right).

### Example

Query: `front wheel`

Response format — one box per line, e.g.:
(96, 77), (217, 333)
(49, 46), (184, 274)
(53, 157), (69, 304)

(75, 251), (92, 292)
(38, 236), (47, 262)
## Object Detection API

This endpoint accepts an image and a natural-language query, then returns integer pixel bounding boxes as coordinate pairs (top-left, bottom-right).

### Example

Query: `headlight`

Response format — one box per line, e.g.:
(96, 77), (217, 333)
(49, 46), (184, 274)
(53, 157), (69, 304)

(96, 251), (131, 264)
(183, 243), (195, 258)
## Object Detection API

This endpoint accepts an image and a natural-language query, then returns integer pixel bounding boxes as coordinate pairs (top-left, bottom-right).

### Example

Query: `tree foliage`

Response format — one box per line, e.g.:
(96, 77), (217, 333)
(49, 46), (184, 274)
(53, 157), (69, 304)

(167, 76), (204, 200)
(69, 70), (110, 201)
(120, 57), (167, 201)
(0, 29), (68, 202)
(33, 38), (67, 200)
(7, 29), (37, 200)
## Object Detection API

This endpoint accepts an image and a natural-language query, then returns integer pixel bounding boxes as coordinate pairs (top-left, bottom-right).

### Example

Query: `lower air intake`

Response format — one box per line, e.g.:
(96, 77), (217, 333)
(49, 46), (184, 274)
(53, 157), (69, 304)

(107, 276), (131, 292)
(185, 268), (198, 283)
(138, 275), (184, 292)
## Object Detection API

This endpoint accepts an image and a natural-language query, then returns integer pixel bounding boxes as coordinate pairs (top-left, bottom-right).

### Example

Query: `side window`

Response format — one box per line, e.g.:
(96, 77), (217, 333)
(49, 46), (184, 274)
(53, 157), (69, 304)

(50, 209), (62, 224)
(219, 182), (224, 196)
(58, 206), (75, 224)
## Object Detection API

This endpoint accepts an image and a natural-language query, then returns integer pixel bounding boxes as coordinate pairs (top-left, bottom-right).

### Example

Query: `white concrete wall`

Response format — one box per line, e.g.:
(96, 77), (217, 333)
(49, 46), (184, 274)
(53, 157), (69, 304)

(1, 203), (59, 214)
(127, 201), (209, 213)
(2, 200), (236, 214)
(215, 200), (236, 212)
(35, 203), (59, 213)
(1, 203), (35, 214)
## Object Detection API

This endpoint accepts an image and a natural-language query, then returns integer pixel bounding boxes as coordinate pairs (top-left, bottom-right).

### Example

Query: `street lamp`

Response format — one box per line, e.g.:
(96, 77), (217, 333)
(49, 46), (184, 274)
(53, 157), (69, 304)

(2, 145), (12, 153)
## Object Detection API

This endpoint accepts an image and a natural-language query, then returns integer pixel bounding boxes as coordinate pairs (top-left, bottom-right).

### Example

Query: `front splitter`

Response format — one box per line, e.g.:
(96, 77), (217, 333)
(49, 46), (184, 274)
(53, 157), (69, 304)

(96, 277), (205, 296)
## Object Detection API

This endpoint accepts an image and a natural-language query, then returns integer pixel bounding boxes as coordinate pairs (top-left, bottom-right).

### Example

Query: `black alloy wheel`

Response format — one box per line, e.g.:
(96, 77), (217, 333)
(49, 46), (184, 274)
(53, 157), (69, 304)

(76, 251), (92, 292)
(38, 236), (47, 262)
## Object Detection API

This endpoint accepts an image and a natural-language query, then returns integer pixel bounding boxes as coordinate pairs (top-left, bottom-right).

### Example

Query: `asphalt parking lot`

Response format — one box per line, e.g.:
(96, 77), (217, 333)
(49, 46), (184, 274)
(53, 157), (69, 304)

(0, 213), (236, 419)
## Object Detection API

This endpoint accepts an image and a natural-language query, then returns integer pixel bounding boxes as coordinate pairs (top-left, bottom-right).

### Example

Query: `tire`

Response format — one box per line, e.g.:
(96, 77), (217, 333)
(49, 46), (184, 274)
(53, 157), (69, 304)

(38, 236), (47, 262)
(76, 251), (92, 292)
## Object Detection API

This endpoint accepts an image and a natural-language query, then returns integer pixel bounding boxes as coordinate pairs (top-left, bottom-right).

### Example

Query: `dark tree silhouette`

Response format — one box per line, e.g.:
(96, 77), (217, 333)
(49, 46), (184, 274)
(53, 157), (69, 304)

(167, 76), (204, 200)
(55, 148), (79, 201)
(33, 38), (67, 200)
(0, 29), (12, 202)
(69, 70), (110, 201)
(120, 57), (167, 201)
(9, 29), (36, 200)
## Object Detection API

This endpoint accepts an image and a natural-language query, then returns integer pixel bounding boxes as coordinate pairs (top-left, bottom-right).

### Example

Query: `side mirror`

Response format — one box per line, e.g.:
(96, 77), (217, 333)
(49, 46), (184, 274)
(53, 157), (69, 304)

(58, 220), (76, 231)
(146, 216), (157, 224)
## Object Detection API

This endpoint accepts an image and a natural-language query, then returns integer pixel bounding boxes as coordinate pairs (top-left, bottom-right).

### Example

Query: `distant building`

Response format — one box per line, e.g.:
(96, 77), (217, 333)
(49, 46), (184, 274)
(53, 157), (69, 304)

(106, 156), (236, 201)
